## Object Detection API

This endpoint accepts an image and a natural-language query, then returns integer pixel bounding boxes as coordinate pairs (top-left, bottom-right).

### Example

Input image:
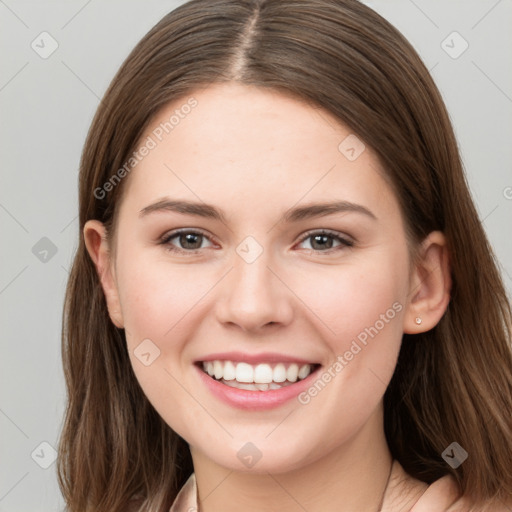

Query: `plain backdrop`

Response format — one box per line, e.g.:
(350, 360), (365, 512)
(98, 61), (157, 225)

(1, 1), (511, 510)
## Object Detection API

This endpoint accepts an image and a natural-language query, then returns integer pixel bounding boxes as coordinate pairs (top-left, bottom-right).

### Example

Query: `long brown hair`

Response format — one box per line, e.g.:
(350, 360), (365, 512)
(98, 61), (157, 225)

(57, 1), (512, 510)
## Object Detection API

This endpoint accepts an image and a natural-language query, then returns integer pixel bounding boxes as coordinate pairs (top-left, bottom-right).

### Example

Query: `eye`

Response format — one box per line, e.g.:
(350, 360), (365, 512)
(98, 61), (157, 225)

(296, 229), (353, 253)
(159, 229), (215, 254)
(159, 228), (353, 255)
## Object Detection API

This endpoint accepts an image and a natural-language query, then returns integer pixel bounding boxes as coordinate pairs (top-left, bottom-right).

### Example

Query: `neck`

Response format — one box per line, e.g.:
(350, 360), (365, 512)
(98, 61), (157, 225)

(191, 405), (393, 512)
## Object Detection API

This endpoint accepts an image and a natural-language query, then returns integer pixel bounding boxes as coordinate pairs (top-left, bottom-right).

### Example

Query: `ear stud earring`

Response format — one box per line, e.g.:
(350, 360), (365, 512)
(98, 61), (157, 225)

(415, 317), (422, 325)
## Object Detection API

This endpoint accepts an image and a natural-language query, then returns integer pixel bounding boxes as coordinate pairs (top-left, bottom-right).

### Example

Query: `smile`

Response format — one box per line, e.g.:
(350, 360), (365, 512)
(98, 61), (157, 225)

(201, 360), (318, 391)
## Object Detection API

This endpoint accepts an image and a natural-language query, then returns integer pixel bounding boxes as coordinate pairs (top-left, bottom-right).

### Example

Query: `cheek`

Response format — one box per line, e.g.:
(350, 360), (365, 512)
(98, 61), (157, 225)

(117, 254), (211, 345)
(289, 246), (409, 414)
(115, 255), (214, 436)
(293, 253), (408, 351)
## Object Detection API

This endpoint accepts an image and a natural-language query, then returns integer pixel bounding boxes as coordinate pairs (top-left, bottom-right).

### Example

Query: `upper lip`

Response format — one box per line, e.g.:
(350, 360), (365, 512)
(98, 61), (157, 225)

(195, 351), (319, 365)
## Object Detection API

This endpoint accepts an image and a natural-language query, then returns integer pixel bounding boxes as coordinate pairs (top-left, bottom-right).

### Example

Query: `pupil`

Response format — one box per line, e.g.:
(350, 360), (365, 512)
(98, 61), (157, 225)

(180, 233), (201, 249)
(312, 234), (332, 250)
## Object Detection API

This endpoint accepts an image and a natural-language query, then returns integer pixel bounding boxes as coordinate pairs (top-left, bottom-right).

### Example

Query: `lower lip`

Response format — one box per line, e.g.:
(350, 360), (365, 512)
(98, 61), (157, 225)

(195, 364), (320, 410)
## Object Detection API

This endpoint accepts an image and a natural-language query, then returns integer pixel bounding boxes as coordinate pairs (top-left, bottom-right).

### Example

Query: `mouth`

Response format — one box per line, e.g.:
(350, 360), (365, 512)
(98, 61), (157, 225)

(198, 360), (321, 392)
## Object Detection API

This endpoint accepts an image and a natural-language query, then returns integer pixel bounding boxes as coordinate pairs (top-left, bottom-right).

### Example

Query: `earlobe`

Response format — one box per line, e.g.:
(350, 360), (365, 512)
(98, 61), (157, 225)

(404, 231), (451, 334)
(83, 220), (125, 328)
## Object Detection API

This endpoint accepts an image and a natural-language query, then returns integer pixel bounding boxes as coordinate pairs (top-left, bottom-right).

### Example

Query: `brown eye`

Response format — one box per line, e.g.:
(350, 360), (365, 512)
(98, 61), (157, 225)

(178, 232), (203, 250)
(160, 229), (214, 254)
(297, 230), (353, 253)
(309, 234), (334, 250)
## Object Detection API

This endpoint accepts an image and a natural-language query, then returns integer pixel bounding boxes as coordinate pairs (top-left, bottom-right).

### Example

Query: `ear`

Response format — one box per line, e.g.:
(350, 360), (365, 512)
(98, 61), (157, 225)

(404, 231), (451, 334)
(83, 220), (124, 328)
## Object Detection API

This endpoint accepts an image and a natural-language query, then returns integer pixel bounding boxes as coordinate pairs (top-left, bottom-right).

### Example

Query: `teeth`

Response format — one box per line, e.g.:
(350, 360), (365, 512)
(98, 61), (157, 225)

(298, 364), (311, 380)
(236, 362), (254, 383)
(273, 363), (287, 382)
(223, 361), (236, 381)
(286, 364), (298, 383)
(222, 380), (292, 391)
(213, 360), (223, 380)
(254, 364), (273, 384)
(201, 360), (315, 386)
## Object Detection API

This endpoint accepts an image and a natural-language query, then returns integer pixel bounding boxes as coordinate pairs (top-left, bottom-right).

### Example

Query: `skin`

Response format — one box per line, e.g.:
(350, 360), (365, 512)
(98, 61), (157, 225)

(84, 82), (451, 512)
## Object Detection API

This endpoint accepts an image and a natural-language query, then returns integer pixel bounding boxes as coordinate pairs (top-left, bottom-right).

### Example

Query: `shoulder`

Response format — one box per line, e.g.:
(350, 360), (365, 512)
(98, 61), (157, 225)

(408, 473), (463, 512)
(169, 472), (197, 512)
(383, 460), (511, 512)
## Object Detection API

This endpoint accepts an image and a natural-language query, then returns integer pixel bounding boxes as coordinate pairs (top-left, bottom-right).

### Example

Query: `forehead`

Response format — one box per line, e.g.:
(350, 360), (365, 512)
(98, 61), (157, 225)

(118, 82), (398, 223)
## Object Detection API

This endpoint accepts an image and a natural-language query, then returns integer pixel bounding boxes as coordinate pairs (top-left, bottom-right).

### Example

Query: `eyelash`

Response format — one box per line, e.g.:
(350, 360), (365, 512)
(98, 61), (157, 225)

(159, 228), (354, 255)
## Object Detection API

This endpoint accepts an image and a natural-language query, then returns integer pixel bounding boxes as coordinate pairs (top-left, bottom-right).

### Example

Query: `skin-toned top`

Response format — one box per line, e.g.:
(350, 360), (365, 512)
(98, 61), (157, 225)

(168, 460), (502, 512)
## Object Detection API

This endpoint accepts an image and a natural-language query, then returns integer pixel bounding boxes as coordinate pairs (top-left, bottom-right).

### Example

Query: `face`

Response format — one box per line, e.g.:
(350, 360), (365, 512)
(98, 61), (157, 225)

(94, 82), (416, 473)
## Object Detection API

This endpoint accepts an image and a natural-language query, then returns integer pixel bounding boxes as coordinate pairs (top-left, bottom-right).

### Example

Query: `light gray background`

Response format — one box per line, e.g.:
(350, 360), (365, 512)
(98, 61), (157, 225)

(1, 1), (511, 510)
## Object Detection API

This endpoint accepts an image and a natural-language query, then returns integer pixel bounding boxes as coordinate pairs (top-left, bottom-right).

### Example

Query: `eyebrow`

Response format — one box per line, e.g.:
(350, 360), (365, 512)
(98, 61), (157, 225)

(139, 198), (377, 223)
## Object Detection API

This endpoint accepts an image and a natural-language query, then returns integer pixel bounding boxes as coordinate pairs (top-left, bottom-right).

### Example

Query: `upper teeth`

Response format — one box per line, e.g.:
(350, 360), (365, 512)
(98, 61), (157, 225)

(202, 360), (314, 384)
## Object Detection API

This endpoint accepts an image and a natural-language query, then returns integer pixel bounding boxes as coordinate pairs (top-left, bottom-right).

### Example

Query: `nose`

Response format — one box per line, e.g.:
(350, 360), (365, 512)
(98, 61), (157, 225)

(215, 251), (294, 333)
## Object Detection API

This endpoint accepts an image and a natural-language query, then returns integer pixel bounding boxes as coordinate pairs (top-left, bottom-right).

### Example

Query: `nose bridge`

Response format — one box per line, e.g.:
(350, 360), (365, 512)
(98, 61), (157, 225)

(216, 242), (292, 331)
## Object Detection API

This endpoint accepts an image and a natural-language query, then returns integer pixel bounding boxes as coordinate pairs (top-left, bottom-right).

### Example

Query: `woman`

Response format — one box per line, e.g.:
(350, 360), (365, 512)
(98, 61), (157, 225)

(57, 1), (512, 511)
